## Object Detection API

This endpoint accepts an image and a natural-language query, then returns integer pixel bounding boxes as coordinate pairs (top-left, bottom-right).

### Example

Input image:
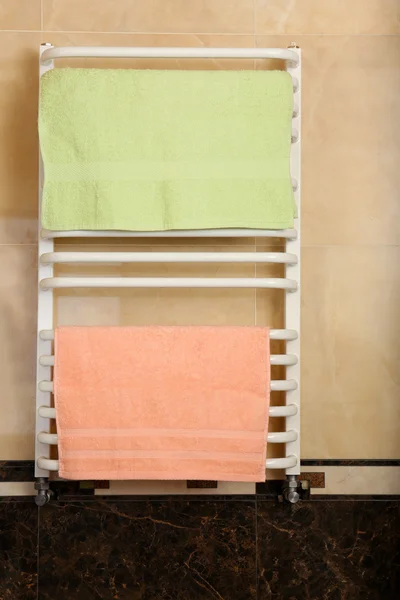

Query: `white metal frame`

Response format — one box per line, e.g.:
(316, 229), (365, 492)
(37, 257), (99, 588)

(35, 44), (301, 479)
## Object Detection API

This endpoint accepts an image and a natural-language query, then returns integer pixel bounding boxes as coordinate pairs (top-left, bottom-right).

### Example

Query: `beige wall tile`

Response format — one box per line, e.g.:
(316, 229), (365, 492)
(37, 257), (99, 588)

(54, 245), (258, 327)
(0, 482), (35, 496)
(256, 1), (400, 35)
(356, 0), (400, 34)
(55, 295), (122, 326)
(97, 481), (255, 495)
(43, 0), (254, 34)
(302, 246), (400, 459)
(257, 35), (400, 246)
(121, 255), (256, 326)
(255, 0), (357, 35)
(0, 246), (37, 459)
(302, 35), (400, 246)
(303, 466), (400, 495)
(0, 32), (40, 244)
(0, 1), (41, 31)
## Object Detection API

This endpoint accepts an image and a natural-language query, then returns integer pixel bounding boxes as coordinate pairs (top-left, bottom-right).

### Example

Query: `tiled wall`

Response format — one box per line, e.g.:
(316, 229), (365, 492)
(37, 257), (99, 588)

(1, 1), (400, 489)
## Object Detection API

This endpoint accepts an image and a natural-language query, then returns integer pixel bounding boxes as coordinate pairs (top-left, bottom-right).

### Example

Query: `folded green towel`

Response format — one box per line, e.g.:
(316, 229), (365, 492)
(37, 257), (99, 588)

(39, 68), (295, 231)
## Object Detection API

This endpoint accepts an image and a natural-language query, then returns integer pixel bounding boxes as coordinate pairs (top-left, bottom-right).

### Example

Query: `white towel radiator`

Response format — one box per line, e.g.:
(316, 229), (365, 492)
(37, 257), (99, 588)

(35, 43), (301, 504)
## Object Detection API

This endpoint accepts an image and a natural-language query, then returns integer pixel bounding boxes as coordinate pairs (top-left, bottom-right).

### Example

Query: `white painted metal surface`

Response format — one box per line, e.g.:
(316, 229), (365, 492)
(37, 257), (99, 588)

(40, 45), (299, 65)
(39, 328), (299, 342)
(285, 47), (301, 475)
(38, 379), (297, 395)
(37, 457), (59, 471)
(41, 251), (298, 265)
(269, 405), (298, 418)
(35, 45), (54, 478)
(41, 228), (297, 239)
(39, 356), (55, 367)
(40, 276), (298, 290)
(37, 455), (298, 472)
(40, 353), (297, 368)
(270, 380), (298, 392)
(35, 44), (301, 480)
(270, 354), (298, 366)
(38, 406), (56, 418)
(38, 404), (298, 420)
(37, 429), (297, 446)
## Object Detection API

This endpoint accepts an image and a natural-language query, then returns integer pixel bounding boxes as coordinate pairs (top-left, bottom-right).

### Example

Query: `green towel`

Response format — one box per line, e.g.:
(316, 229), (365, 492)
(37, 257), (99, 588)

(39, 68), (295, 231)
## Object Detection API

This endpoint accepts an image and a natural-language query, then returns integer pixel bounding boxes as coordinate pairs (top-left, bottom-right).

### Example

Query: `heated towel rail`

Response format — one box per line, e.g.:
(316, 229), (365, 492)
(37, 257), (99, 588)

(35, 43), (301, 501)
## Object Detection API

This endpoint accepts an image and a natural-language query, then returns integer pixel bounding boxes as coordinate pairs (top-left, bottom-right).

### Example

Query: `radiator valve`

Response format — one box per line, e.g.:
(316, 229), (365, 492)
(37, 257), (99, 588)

(282, 475), (300, 504)
(35, 478), (52, 506)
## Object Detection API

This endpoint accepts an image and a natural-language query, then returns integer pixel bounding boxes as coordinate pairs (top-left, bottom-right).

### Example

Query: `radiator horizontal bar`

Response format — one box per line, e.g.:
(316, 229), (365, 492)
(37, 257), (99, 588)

(37, 429), (298, 446)
(38, 432), (58, 445)
(37, 457), (59, 471)
(38, 406), (56, 418)
(40, 353), (297, 368)
(267, 430), (298, 443)
(269, 329), (298, 341)
(266, 455), (297, 470)
(39, 356), (54, 367)
(40, 328), (299, 342)
(40, 251), (298, 265)
(41, 228), (298, 240)
(38, 404), (298, 420)
(36, 454), (298, 472)
(40, 46), (299, 65)
(39, 331), (55, 341)
(270, 355), (298, 366)
(38, 379), (297, 394)
(270, 380), (298, 392)
(40, 277), (298, 290)
(268, 405), (298, 417)
(38, 382), (53, 393)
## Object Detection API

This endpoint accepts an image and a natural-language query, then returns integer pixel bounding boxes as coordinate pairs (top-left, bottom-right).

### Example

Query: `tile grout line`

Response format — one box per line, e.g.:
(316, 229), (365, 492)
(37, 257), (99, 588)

(302, 244), (400, 248)
(0, 244), (38, 247)
(2, 243), (400, 249)
(1, 29), (400, 36)
(255, 494), (258, 600)
(0, 29), (254, 35)
(36, 502), (40, 600)
(253, 0), (257, 335)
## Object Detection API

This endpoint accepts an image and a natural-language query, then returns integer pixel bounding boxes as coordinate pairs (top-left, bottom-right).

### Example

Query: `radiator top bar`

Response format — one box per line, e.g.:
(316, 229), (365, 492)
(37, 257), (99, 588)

(40, 46), (299, 66)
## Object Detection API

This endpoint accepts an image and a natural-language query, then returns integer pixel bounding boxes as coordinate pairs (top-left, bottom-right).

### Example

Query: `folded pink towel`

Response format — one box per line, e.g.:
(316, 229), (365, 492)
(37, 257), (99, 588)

(54, 326), (270, 482)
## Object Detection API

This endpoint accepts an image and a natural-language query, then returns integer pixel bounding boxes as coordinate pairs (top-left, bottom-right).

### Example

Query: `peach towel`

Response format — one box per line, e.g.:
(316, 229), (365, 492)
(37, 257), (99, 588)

(54, 326), (270, 482)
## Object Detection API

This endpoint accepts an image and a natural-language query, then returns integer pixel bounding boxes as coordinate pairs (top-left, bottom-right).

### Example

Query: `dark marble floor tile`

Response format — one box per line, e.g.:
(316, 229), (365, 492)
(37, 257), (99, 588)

(0, 499), (38, 599)
(39, 499), (256, 600)
(257, 500), (400, 600)
(0, 460), (35, 482)
(301, 459), (400, 467)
